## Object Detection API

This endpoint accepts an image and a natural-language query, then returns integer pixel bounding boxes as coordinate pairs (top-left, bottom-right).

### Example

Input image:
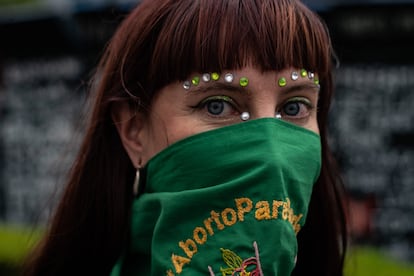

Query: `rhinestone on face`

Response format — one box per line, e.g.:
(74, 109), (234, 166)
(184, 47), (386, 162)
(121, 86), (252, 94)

(314, 77), (320, 85)
(240, 111), (250, 121)
(308, 72), (314, 79)
(224, 73), (234, 83)
(239, 77), (249, 87)
(192, 76), (200, 85)
(300, 69), (307, 77)
(275, 113), (282, 119)
(211, 72), (220, 81)
(183, 81), (191, 90)
(278, 77), (287, 87)
(202, 73), (211, 82)
(291, 71), (299, 81)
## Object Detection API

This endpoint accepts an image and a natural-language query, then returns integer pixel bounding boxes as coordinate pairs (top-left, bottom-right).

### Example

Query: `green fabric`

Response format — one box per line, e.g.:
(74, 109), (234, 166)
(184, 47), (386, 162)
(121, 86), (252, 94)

(112, 118), (321, 275)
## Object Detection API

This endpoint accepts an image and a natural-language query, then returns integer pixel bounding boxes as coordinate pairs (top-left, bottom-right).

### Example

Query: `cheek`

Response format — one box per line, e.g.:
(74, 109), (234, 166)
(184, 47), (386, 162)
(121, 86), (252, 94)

(310, 124), (320, 135)
(164, 117), (207, 144)
(298, 112), (319, 135)
(143, 116), (203, 161)
(141, 116), (169, 161)
(308, 117), (320, 135)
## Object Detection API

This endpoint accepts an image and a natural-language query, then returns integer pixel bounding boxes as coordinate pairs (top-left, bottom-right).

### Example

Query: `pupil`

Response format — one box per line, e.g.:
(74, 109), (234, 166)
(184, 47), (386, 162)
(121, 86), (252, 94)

(207, 101), (224, 115)
(284, 102), (299, 116)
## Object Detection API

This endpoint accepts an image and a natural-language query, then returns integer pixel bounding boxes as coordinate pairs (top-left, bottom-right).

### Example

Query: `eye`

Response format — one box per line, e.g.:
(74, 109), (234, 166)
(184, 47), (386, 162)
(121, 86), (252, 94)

(283, 102), (301, 116)
(197, 96), (239, 118)
(206, 100), (226, 115)
(279, 97), (314, 120)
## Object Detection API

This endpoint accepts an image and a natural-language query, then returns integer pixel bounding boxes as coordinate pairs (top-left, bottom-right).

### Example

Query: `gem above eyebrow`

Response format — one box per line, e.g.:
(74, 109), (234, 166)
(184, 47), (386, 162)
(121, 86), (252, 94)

(202, 73), (211, 82)
(291, 71), (299, 80)
(308, 72), (315, 79)
(224, 73), (234, 83)
(183, 81), (191, 90)
(278, 77), (287, 87)
(239, 77), (249, 87)
(300, 69), (308, 77)
(211, 72), (220, 81)
(192, 76), (200, 85)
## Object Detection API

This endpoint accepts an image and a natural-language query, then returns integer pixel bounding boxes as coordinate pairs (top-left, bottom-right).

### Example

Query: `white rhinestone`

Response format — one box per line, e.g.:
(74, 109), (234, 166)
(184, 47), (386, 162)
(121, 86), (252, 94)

(291, 71), (299, 80)
(308, 72), (314, 79)
(202, 73), (211, 82)
(224, 73), (234, 83)
(240, 112), (250, 121)
(183, 81), (191, 90)
(275, 113), (282, 119)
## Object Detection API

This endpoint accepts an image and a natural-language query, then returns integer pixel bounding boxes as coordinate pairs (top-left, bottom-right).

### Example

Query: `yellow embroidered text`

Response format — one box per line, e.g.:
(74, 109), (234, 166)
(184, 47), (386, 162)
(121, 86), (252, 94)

(168, 197), (302, 275)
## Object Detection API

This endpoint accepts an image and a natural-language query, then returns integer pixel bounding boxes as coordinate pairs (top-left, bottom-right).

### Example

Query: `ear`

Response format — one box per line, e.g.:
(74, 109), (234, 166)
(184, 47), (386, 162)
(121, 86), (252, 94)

(112, 102), (144, 168)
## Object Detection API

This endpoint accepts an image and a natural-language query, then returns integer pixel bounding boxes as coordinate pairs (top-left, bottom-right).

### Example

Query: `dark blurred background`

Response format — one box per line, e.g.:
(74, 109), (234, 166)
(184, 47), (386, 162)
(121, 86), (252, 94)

(0, 0), (414, 275)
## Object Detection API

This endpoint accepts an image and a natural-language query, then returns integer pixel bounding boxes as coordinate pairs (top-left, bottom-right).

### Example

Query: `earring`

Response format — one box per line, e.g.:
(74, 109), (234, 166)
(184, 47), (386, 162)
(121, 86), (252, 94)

(133, 159), (143, 196)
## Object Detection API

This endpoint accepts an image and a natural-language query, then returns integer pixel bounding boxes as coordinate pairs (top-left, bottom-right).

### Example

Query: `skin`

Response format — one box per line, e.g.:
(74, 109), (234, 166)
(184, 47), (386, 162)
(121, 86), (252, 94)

(115, 66), (320, 168)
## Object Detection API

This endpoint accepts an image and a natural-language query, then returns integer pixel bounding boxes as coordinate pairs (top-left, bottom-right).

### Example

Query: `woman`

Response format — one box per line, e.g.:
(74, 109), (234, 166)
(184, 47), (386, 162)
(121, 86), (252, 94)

(24, 0), (347, 275)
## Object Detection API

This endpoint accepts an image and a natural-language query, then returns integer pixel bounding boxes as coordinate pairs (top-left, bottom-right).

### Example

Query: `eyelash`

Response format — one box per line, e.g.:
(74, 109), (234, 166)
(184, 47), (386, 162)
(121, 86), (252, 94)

(193, 95), (239, 119)
(192, 95), (315, 121)
(277, 97), (315, 120)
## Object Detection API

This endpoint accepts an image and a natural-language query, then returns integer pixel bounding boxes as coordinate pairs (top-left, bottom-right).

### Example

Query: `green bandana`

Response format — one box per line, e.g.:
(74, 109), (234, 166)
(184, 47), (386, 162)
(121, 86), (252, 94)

(111, 118), (321, 275)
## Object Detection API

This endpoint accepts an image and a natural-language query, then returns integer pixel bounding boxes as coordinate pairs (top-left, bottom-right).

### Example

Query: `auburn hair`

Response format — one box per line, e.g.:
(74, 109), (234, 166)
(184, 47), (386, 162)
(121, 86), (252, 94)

(24, 0), (347, 275)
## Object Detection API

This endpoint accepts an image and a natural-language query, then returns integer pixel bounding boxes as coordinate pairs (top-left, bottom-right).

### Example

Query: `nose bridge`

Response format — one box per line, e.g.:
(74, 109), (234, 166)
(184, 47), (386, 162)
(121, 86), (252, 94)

(249, 89), (277, 119)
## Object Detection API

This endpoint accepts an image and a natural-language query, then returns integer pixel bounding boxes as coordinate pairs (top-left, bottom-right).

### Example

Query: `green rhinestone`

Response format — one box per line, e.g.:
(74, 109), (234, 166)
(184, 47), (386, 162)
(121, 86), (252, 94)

(300, 69), (307, 77)
(278, 77), (287, 87)
(192, 76), (200, 86)
(314, 78), (320, 85)
(239, 77), (249, 87)
(211, 72), (220, 81)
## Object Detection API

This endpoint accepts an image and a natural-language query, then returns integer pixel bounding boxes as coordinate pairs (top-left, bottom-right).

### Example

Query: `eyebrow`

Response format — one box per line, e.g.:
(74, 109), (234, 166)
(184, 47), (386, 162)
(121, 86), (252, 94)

(186, 82), (252, 95)
(280, 83), (320, 94)
(185, 81), (319, 96)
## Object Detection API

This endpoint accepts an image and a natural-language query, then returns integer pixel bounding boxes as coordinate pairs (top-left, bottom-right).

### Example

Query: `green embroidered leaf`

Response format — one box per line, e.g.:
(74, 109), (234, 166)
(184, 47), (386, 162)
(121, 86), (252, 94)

(220, 248), (242, 268)
(220, 267), (235, 275)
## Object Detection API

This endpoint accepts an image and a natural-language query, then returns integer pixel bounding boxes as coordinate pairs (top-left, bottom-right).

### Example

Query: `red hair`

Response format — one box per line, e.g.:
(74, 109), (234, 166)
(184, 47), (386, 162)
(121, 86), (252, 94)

(24, 0), (347, 275)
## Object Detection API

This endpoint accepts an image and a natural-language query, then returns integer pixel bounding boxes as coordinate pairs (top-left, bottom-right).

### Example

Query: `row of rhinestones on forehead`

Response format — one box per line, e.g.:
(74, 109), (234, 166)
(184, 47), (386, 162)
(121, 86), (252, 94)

(278, 69), (319, 87)
(183, 69), (319, 90)
(183, 73), (249, 90)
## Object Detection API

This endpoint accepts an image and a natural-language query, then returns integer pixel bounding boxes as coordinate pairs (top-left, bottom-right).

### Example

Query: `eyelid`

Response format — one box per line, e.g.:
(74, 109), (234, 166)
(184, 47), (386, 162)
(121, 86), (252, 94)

(284, 96), (314, 108)
(196, 95), (237, 108)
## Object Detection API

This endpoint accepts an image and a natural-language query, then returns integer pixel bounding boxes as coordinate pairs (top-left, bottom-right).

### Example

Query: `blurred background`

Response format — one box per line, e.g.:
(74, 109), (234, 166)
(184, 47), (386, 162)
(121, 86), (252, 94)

(0, 0), (413, 275)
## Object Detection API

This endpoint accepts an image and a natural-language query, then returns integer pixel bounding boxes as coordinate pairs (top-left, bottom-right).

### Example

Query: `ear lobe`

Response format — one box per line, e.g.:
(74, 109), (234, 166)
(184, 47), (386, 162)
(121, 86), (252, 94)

(112, 102), (144, 168)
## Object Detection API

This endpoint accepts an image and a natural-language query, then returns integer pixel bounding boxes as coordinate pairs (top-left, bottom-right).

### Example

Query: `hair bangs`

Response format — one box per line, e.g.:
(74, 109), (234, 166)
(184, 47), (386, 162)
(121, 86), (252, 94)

(148, 0), (332, 90)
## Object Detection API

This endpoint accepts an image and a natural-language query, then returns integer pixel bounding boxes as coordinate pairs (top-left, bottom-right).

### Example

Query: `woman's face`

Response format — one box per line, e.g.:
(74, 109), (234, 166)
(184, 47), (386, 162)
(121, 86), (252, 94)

(137, 66), (320, 164)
